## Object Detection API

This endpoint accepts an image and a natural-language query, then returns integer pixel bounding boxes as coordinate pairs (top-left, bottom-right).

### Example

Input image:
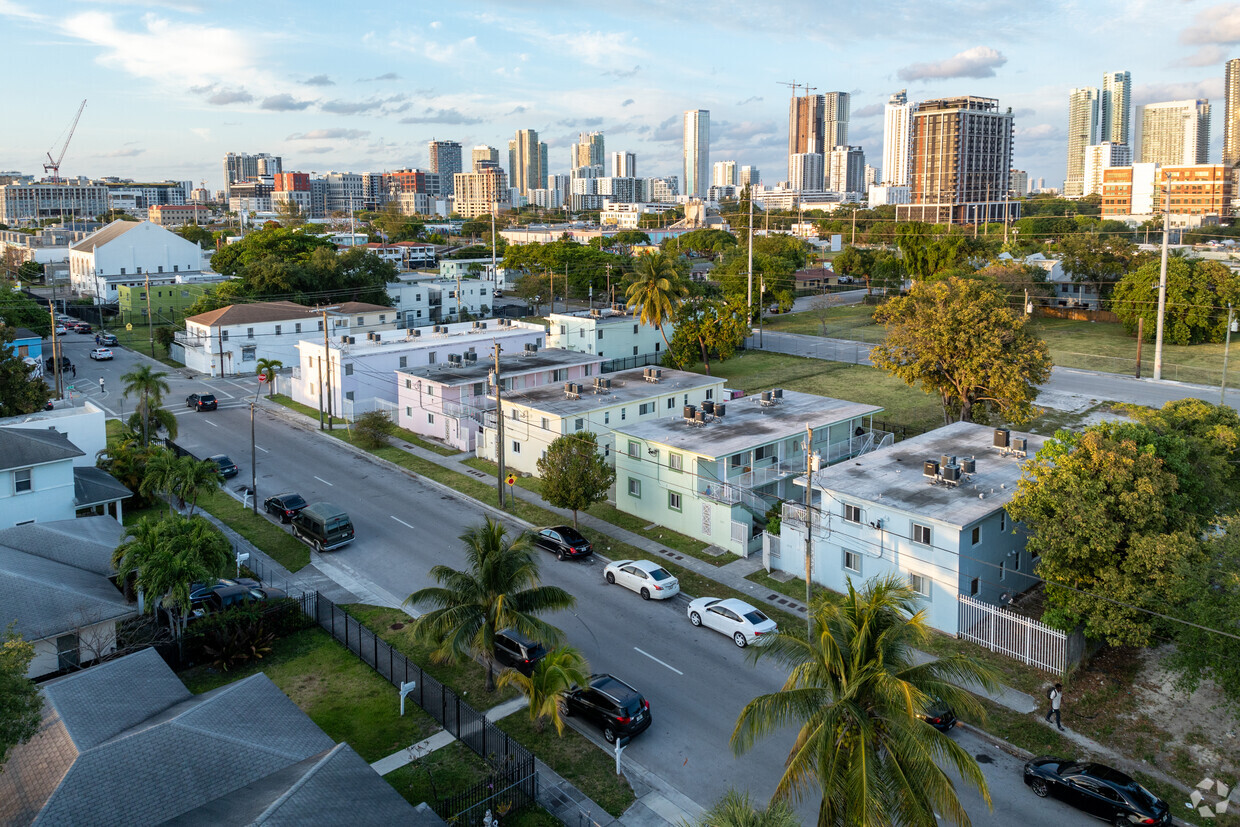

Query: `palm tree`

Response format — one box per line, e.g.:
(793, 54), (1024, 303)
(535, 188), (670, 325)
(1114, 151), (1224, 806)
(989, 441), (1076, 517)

(173, 455), (223, 516)
(731, 575), (1000, 827)
(404, 517), (576, 691)
(121, 365), (171, 445)
(497, 646), (589, 735)
(139, 449), (181, 515)
(625, 252), (688, 347)
(685, 790), (799, 827)
(255, 357), (283, 397)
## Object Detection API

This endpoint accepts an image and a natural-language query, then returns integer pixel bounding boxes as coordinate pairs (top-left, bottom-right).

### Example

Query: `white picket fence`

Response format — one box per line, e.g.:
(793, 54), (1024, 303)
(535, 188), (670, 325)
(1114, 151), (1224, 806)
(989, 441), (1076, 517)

(957, 594), (1066, 674)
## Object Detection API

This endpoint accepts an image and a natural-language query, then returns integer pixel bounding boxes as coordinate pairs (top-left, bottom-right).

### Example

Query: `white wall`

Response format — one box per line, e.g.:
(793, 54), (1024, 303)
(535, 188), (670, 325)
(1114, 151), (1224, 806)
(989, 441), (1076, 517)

(0, 459), (77, 529)
(69, 222), (205, 300)
(546, 313), (672, 361)
(28, 619), (123, 679)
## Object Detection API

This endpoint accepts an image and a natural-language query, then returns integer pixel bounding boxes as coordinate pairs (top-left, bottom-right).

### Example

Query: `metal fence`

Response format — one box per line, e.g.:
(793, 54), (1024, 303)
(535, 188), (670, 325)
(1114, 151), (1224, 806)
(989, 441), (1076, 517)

(600, 352), (663, 373)
(308, 594), (537, 821)
(957, 594), (1066, 674)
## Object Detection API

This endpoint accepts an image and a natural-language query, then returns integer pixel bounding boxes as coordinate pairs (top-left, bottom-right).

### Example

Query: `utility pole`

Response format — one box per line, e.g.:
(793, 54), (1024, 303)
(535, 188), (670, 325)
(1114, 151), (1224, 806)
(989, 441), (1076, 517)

(1153, 185), (1171, 380)
(851, 208), (856, 246)
(746, 194), (754, 327)
(490, 205), (497, 287)
(1135, 318), (1144, 378)
(144, 270), (154, 357)
(605, 262), (612, 307)
(493, 343), (505, 509)
(1222, 305), (1235, 405)
(48, 303), (62, 400)
(803, 424), (818, 637)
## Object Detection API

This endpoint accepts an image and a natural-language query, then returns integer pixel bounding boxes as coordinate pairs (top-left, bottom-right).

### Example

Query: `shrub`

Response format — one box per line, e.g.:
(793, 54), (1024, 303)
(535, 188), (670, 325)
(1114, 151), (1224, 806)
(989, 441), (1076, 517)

(353, 410), (395, 449)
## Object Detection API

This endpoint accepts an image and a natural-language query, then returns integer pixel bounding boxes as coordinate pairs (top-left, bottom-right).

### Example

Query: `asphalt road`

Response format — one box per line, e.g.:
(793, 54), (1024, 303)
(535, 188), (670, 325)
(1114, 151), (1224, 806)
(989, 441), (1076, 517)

(50, 335), (1094, 824)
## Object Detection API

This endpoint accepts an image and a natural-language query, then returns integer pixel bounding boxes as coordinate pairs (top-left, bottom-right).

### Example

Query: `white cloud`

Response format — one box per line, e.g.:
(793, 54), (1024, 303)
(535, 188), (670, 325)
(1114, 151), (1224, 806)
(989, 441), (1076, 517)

(422, 36), (477, 64)
(287, 128), (371, 140)
(0, 0), (44, 23)
(898, 46), (1007, 81)
(1179, 3), (1240, 46)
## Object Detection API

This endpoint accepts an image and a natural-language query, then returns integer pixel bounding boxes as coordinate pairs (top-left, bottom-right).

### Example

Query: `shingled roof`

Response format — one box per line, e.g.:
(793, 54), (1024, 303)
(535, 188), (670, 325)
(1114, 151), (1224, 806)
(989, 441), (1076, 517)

(186, 300), (315, 328)
(0, 427), (85, 472)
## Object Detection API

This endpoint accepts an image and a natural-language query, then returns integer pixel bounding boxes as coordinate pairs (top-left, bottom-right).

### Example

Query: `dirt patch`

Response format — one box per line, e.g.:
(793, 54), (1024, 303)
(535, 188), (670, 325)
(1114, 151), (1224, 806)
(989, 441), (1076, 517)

(389, 622), (405, 631)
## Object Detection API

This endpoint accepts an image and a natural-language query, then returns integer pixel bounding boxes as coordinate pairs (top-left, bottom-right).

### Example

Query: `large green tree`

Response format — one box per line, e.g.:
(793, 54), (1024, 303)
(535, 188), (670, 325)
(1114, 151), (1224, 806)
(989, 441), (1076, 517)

(625, 252), (688, 347)
(536, 433), (616, 528)
(871, 277), (1051, 424)
(1112, 257), (1240, 345)
(1056, 232), (1137, 288)
(664, 299), (749, 375)
(209, 226), (336, 276)
(0, 290), (50, 337)
(0, 326), (51, 417)
(121, 365), (175, 445)
(404, 517), (576, 691)
(732, 576), (998, 827)
(1, 624), (42, 773)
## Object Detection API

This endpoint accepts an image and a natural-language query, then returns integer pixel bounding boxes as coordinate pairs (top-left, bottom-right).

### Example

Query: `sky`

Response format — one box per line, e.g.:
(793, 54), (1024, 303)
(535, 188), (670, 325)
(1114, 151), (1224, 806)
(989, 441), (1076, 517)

(1, 0), (1237, 194)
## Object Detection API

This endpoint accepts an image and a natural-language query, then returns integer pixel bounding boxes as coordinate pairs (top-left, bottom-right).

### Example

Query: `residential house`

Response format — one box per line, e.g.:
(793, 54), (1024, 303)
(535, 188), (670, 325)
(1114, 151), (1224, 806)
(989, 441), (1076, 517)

(476, 366), (725, 476)
(3, 326), (43, 364)
(1, 399), (108, 468)
(546, 307), (673, 370)
(0, 421), (131, 528)
(387, 272), (495, 328)
(67, 220), (215, 303)
(775, 421), (1044, 635)
(397, 348), (603, 451)
(293, 318), (546, 419)
(115, 281), (220, 326)
(998, 251), (1101, 309)
(0, 648), (432, 825)
(613, 389), (884, 557)
(0, 517), (134, 678)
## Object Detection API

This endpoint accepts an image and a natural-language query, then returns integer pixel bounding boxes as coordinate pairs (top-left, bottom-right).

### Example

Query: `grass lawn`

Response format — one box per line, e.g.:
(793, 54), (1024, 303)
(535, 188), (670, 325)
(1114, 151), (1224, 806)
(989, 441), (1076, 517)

(268, 393), (460, 455)
(383, 742), (490, 805)
(269, 393), (349, 426)
(496, 712), (635, 818)
(342, 604), (519, 709)
(106, 322), (183, 369)
(762, 303), (884, 341)
(180, 627), (438, 762)
(198, 489), (310, 572)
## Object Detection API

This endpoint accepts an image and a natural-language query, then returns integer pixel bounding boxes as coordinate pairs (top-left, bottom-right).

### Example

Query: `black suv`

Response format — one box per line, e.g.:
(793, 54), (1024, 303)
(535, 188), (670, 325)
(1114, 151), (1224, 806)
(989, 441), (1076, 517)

(494, 628), (548, 676)
(187, 392), (218, 411)
(566, 674), (651, 744)
(532, 525), (593, 560)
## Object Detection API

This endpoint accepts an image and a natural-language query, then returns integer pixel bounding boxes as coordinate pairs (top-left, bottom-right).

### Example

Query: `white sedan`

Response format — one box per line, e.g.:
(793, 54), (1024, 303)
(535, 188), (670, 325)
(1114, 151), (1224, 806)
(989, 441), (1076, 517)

(687, 597), (778, 647)
(88, 348), (113, 361)
(603, 559), (680, 600)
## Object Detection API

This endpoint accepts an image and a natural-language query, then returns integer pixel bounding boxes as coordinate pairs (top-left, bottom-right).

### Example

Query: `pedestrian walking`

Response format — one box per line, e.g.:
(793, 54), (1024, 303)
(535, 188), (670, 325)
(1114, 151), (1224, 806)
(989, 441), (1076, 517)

(99, 377), (105, 394)
(70, 364), (76, 378)
(1045, 682), (1064, 731)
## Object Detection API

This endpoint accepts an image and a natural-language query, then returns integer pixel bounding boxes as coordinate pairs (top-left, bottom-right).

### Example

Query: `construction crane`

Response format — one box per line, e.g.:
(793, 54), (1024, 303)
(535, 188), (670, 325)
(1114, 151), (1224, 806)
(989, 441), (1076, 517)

(43, 99), (87, 182)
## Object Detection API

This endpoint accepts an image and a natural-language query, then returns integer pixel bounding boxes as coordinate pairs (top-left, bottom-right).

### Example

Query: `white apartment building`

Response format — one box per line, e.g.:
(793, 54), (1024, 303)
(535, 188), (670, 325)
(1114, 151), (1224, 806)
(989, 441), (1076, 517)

(546, 307), (673, 368)
(1139, 99), (1211, 166)
(361, 241), (436, 271)
(0, 182), (108, 225)
(386, 272), (495, 327)
(293, 319), (546, 419)
(600, 202), (676, 228)
(396, 348), (603, 451)
(788, 153), (825, 192)
(827, 146), (865, 194)
(68, 220), (213, 303)
(868, 185), (911, 208)
(1083, 142), (1133, 197)
(712, 161), (738, 188)
(476, 366), (726, 476)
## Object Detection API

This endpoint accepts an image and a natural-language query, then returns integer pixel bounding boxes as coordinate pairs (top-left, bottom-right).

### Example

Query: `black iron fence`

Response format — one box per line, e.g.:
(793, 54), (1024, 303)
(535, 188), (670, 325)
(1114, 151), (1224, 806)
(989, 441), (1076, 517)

(871, 418), (929, 442)
(600, 352), (663, 373)
(308, 594), (537, 822)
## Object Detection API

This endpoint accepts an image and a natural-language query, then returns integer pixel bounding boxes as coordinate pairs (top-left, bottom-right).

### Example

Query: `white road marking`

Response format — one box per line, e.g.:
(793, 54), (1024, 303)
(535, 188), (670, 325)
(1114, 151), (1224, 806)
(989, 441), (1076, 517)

(256, 446), (269, 453)
(314, 475), (334, 486)
(390, 516), (415, 529)
(634, 647), (683, 675)
(202, 418), (218, 427)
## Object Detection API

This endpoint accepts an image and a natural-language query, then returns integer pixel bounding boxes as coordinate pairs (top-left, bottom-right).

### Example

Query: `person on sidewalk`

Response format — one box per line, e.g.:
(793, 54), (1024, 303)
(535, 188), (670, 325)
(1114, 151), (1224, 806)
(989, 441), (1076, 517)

(1045, 682), (1064, 731)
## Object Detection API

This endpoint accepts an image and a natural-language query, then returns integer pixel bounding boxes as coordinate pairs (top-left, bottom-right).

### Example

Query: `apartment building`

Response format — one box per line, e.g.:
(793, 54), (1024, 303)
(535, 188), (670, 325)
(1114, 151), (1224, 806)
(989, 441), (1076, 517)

(546, 307), (673, 368)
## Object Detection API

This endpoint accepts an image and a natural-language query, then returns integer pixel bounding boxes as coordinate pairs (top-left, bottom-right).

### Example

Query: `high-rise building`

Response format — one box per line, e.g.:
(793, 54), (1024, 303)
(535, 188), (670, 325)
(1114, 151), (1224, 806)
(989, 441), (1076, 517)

(864, 164), (879, 188)
(1009, 169), (1029, 198)
(647, 176), (679, 203)
(453, 165), (510, 218)
(897, 96), (1016, 224)
(712, 160), (737, 187)
(471, 145), (500, 172)
(739, 166), (760, 188)
(323, 172), (363, 215)
(548, 174), (571, 208)
(1139, 99), (1211, 165)
(788, 153), (824, 192)
(788, 93), (825, 184)
(882, 90), (914, 186)
(572, 132), (605, 169)
(612, 151), (637, 178)
(507, 130), (547, 197)
(223, 152), (282, 200)
(1100, 70), (1132, 146)
(1225, 59), (1240, 166)
(428, 140), (462, 197)
(823, 92), (851, 148)
(1101, 162), (1232, 222)
(1083, 142), (1133, 197)
(828, 146), (865, 194)
(1064, 87), (1100, 197)
(683, 110), (710, 198)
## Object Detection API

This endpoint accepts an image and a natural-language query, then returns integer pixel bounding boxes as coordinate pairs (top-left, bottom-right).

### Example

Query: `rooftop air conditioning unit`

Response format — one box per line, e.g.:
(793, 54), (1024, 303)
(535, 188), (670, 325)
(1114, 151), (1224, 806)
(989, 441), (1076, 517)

(683, 404), (696, 421)
(942, 465), (962, 483)
(694, 409), (706, 424)
(773, 388), (783, 399)
(701, 400), (715, 415)
(525, 343), (537, 354)
(923, 460), (940, 478)
(940, 454), (955, 470)
(961, 456), (976, 474)
(478, 322), (486, 329)
(340, 335), (350, 343)
(412, 329), (421, 337)
(993, 428), (1010, 448)
(714, 403), (726, 418)
(760, 390), (772, 405)
(1012, 436), (1028, 454)
(348, 336), (356, 345)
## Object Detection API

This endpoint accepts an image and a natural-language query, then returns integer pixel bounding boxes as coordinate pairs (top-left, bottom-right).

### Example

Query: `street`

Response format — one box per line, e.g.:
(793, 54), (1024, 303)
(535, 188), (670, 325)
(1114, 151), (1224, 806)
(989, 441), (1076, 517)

(48, 333), (1096, 825)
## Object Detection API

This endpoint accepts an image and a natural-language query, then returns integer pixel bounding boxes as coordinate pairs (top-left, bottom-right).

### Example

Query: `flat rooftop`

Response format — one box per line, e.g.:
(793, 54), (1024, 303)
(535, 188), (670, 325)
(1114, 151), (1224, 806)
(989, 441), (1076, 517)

(548, 308), (648, 326)
(299, 319), (544, 354)
(399, 348), (602, 386)
(615, 389), (880, 458)
(809, 421), (1045, 527)
(502, 367), (722, 416)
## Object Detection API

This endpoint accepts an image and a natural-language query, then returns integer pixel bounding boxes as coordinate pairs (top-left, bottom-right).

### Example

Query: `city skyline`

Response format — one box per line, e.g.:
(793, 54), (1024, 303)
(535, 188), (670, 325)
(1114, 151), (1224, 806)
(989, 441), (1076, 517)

(0, 0), (1237, 192)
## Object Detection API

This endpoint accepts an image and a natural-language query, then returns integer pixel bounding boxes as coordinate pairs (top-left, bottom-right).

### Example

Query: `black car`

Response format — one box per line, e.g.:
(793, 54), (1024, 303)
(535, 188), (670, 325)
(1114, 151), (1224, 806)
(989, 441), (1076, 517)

(74, 322), (92, 334)
(565, 674), (651, 744)
(248, 586), (288, 601)
(189, 578), (260, 605)
(207, 454), (239, 478)
(187, 392), (218, 411)
(263, 492), (308, 523)
(95, 333), (118, 346)
(494, 628), (548, 676)
(192, 585), (257, 617)
(532, 525), (593, 560)
(918, 699), (957, 732)
(1023, 757), (1170, 826)
(45, 355), (71, 372)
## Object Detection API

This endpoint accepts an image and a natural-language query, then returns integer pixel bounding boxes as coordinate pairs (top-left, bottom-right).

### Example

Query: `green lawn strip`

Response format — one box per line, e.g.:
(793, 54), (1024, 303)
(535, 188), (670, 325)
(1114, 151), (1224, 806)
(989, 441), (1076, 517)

(105, 417), (125, 443)
(461, 457), (722, 565)
(340, 603), (519, 709)
(762, 304), (884, 340)
(388, 424), (461, 456)
(179, 627), (437, 762)
(495, 712), (635, 818)
(745, 568), (837, 605)
(383, 742), (491, 806)
(1030, 315), (1228, 383)
(962, 697), (1072, 758)
(917, 629), (1050, 697)
(268, 393), (349, 426)
(198, 489), (310, 572)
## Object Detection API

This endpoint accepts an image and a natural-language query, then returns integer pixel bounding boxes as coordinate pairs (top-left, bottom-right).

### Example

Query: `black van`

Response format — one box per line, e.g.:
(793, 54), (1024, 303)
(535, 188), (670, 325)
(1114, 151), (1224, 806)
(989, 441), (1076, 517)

(291, 502), (355, 552)
(494, 628), (547, 676)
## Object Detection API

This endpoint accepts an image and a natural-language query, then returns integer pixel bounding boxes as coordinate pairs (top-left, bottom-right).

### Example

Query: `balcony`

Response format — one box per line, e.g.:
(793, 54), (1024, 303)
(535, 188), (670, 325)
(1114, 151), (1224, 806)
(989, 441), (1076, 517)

(825, 429), (894, 464)
(174, 331), (204, 349)
(729, 459), (800, 490)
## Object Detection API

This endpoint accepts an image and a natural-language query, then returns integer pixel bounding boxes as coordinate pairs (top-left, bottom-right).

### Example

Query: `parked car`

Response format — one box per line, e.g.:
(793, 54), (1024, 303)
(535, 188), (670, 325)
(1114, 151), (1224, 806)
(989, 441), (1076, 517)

(1023, 757), (1170, 825)
(54, 324), (71, 336)
(248, 586), (288, 601)
(603, 559), (679, 600)
(532, 525), (593, 560)
(89, 348), (113, 361)
(95, 333), (118, 346)
(187, 392), (218, 411)
(291, 502), (355, 552)
(917, 699), (958, 732)
(493, 628), (548, 676)
(189, 577), (260, 605)
(565, 674), (651, 744)
(263, 492), (308, 523)
(207, 454), (239, 478)
(45, 355), (71, 371)
(191, 584), (257, 617)
(74, 322), (92, 334)
(687, 597), (777, 647)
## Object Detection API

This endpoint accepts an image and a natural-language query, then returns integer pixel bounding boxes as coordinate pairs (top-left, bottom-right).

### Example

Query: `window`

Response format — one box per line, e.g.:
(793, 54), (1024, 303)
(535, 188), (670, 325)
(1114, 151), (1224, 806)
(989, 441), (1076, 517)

(344, 364), (354, 376)
(120, 267), (126, 275)
(575, 418), (584, 431)
(628, 440), (640, 458)
(579, 329), (584, 338)
(560, 325), (567, 335)
(706, 388), (713, 399)
(844, 504), (861, 523)
(379, 315), (386, 324)
(399, 356), (407, 368)
(620, 408), (626, 420)
(628, 478), (641, 497)
(655, 341), (660, 351)
(428, 413), (435, 424)
(909, 572), (929, 596)
(512, 441), (521, 453)
(639, 402), (654, 415)
(222, 330), (229, 341)
(241, 345), (256, 361)
(597, 330), (603, 340)
(668, 491), (682, 511)
(667, 397), (675, 409)
(969, 577), (979, 596)
(633, 324), (639, 334)
(913, 523), (932, 545)
(317, 320), (323, 331)
(428, 352), (436, 364)
(754, 444), (774, 461)
(730, 453), (746, 468)
(541, 417), (549, 430)
(247, 327), (254, 339)
(275, 324), (282, 335)
(1013, 553), (1020, 572)
(345, 391), (354, 401)
(1000, 512), (1007, 532)
(295, 323), (302, 333)
(998, 561), (1006, 581)
(843, 550), (860, 574)
(510, 409), (518, 420)
(604, 411), (610, 425)
(405, 379), (412, 389)
(406, 406), (412, 417)
(553, 369), (566, 381)
(971, 526), (981, 545)
(668, 453), (683, 472)
(632, 346), (638, 355)
(356, 316), (364, 325)
(426, 386), (434, 397)
(473, 382), (484, 396)
(13, 468), (32, 494)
